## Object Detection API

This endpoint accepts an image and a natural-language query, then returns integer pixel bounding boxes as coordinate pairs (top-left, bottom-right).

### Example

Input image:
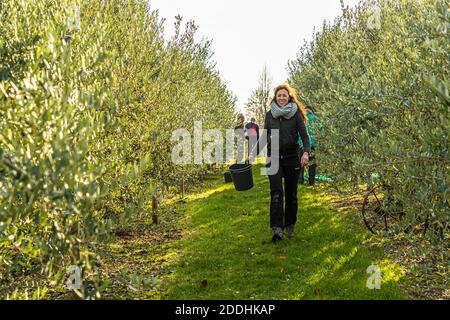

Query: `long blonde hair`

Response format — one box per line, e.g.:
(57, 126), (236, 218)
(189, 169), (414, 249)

(271, 83), (307, 122)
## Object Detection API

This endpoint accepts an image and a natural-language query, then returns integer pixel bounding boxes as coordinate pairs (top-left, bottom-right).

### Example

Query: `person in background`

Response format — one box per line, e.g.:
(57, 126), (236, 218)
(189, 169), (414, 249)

(235, 113), (245, 130)
(298, 108), (320, 186)
(245, 117), (260, 162)
(234, 113), (246, 163)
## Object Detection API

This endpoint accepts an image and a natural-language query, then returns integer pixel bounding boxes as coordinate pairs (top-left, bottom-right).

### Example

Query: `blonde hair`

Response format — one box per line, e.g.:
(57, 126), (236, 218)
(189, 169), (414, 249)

(271, 83), (307, 122)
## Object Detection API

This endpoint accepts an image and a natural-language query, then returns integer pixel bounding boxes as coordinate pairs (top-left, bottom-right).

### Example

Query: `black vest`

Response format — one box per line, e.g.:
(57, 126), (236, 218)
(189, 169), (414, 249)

(265, 110), (302, 159)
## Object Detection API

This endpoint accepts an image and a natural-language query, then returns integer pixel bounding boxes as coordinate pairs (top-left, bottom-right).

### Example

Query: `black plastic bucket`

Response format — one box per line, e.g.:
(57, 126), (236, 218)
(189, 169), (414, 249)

(229, 163), (253, 191)
(224, 171), (232, 183)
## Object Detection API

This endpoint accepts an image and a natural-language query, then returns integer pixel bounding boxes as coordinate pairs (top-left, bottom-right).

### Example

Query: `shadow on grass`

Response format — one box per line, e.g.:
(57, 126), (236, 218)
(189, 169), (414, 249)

(160, 164), (406, 300)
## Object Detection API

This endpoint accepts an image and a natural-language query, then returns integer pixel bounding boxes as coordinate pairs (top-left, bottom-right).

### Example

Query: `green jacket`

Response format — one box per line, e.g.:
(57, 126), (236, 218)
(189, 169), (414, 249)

(298, 111), (320, 150)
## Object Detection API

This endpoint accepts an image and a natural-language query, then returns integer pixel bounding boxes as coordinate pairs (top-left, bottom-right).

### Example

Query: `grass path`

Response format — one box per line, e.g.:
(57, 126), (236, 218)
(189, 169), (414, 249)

(150, 164), (406, 300)
(98, 163), (407, 299)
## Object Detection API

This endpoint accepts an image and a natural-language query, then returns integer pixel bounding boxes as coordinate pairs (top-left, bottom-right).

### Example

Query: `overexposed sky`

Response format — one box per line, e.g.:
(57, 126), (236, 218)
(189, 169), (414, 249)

(150, 0), (361, 112)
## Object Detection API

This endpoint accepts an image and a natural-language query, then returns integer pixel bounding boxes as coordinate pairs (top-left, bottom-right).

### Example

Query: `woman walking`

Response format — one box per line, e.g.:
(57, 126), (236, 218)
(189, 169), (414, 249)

(264, 83), (310, 242)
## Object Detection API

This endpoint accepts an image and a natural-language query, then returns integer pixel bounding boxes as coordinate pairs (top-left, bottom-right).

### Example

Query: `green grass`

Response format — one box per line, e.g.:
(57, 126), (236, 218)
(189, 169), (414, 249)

(158, 164), (406, 300)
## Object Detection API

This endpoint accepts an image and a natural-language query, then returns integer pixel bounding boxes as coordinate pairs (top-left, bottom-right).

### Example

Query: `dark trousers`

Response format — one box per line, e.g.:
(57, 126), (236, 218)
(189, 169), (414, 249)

(299, 149), (316, 185)
(268, 158), (301, 229)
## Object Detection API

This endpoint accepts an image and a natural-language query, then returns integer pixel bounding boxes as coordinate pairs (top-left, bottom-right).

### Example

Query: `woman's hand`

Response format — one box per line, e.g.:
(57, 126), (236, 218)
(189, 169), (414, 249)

(301, 152), (309, 168)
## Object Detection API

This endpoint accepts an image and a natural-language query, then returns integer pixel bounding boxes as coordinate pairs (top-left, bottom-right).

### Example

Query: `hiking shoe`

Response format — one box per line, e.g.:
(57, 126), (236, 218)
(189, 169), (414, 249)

(285, 225), (295, 238)
(272, 227), (283, 242)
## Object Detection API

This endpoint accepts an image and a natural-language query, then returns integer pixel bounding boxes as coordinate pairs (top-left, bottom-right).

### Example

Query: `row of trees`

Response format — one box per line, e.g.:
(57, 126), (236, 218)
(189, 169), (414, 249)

(0, 0), (236, 298)
(288, 0), (449, 238)
(245, 64), (273, 126)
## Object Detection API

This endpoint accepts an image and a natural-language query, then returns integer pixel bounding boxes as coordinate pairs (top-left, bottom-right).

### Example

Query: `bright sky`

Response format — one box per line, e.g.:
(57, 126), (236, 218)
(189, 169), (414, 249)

(150, 0), (361, 113)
